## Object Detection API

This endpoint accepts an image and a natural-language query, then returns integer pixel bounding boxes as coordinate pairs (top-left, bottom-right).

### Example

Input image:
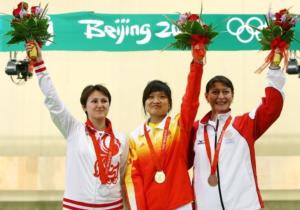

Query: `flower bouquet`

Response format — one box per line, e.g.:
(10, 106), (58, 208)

(169, 12), (218, 60)
(6, 2), (52, 60)
(256, 8), (299, 73)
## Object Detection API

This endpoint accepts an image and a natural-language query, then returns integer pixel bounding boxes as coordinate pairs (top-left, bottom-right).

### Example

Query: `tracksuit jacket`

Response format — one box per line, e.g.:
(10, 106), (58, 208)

(191, 69), (285, 210)
(125, 62), (203, 210)
(34, 61), (128, 210)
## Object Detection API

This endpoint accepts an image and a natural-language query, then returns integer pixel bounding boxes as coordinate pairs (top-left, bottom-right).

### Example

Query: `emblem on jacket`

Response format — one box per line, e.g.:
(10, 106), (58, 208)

(93, 137), (121, 184)
(197, 139), (205, 144)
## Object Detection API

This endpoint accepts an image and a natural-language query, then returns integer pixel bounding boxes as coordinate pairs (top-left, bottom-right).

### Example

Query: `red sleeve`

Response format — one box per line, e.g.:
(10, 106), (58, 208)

(252, 87), (283, 140)
(124, 139), (147, 210)
(180, 62), (203, 140)
(188, 121), (199, 169)
(233, 87), (284, 144)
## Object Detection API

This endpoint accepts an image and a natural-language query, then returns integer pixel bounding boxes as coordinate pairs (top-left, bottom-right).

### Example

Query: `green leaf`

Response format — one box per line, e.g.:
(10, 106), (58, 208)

(182, 21), (193, 34)
(281, 30), (294, 43)
(191, 21), (204, 34)
(272, 26), (282, 37)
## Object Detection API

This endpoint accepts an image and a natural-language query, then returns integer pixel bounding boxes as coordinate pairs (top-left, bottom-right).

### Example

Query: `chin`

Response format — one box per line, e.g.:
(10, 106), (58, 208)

(216, 108), (230, 113)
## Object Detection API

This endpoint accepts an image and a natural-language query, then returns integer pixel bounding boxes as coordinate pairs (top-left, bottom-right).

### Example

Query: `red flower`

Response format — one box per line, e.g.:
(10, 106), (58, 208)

(279, 9), (288, 15)
(281, 22), (293, 31)
(17, 2), (28, 10)
(31, 6), (42, 16)
(187, 14), (199, 21)
(274, 20), (282, 26)
(13, 7), (22, 17)
(275, 9), (289, 21)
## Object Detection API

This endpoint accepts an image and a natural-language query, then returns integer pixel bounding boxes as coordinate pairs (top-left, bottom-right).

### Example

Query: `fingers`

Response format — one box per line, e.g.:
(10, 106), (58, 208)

(25, 40), (43, 61)
(25, 43), (34, 54)
(192, 44), (206, 64)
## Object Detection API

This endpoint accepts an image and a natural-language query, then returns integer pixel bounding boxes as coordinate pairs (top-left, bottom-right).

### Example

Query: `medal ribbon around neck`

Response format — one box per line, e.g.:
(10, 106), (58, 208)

(143, 116), (171, 173)
(86, 119), (115, 184)
(204, 116), (232, 177)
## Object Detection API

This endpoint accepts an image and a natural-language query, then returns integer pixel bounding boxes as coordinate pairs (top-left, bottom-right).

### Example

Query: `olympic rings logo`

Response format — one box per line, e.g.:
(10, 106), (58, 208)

(226, 17), (267, 43)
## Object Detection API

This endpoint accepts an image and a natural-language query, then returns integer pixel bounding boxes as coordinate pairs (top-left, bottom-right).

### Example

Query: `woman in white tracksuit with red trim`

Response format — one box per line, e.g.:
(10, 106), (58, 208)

(27, 43), (128, 210)
(190, 53), (285, 210)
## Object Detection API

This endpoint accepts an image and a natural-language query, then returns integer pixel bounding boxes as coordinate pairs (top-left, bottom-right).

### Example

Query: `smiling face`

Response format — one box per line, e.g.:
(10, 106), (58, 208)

(142, 80), (172, 123)
(145, 91), (170, 121)
(83, 90), (110, 122)
(205, 82), (233, 116)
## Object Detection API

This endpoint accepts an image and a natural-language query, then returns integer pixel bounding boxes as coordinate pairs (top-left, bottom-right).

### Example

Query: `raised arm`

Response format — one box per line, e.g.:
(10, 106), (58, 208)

(251, 67), (285, 140)
(233, 65), (285, 143)
(180, 45), (204, 142)
(27, 42), (79, 139)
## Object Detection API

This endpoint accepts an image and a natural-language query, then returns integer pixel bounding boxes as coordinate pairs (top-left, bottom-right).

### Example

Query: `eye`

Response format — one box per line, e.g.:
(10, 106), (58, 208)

(101, 98), (108, 103)
(91, 99), (98, 103)
(211, 90), (219, 95)
(160, 95), (167, 99)
(148, 95), (154, 100)
(223, 90), (231, 95)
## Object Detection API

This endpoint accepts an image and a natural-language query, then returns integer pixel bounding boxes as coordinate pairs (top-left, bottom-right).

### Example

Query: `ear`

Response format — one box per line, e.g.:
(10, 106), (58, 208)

(205, 92), (209, 102)
(82, 105), (86, 112)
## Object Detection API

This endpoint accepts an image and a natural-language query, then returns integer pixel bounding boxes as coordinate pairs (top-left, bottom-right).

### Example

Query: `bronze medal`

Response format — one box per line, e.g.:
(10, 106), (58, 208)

(208, 174), (218, 187)
(154, 171), (166, 184)
(204, 116), (232, 188)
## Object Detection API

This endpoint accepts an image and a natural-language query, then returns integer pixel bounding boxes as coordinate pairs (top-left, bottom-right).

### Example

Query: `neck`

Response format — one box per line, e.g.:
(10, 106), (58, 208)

(89, 118), (106, 131)
(149, 115), (166, 124)
(210, 109), (230, 121)
(210, 112), (218, 122)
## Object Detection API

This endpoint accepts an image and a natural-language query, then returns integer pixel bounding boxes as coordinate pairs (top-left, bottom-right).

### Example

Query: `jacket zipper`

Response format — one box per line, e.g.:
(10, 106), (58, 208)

(215, 119), (225, 210)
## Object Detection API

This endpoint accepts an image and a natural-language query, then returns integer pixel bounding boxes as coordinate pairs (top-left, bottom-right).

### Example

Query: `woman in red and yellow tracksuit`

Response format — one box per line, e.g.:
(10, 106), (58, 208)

(125, 46), (204, 210)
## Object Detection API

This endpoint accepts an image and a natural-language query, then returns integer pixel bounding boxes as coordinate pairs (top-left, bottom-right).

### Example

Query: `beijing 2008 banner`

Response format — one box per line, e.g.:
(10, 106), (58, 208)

(0, 12), (300, 51)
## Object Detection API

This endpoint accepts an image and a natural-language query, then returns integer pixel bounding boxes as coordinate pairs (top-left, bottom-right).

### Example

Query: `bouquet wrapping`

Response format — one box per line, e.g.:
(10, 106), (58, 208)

(6, 2), (52, 60)
(256, 8), (299, 73)
(170, 12), (218, 61)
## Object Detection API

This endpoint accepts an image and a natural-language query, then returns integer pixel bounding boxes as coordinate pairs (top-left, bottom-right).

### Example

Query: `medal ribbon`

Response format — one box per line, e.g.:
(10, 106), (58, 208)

(86, 119), (115, 184)
(204, 116), (232, 176)
(143, 116), (171, 171)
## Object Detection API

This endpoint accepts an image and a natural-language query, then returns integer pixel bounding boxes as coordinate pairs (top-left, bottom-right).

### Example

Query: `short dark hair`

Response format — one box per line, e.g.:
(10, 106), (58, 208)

(206, 75), (234, 94)
(80, 84), (111, 108)
(142, 80), (172, 114)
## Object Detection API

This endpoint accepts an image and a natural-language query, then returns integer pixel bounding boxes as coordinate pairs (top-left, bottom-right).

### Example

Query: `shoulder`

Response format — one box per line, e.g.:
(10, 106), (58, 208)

(130, 124), (144, 140)
(113, 129), (127, 144)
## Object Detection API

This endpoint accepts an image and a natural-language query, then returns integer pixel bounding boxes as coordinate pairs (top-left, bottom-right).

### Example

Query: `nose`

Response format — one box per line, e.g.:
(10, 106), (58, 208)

(153, 96), (161, 103)
(96, 101), (104, 107)
(217, 92), (225, 99)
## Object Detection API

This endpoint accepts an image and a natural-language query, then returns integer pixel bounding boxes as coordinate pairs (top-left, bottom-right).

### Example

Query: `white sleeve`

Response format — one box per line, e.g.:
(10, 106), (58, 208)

(35, 62), (79, 139)
(267, 67), (286, 98)
(120, 133), (129, 182)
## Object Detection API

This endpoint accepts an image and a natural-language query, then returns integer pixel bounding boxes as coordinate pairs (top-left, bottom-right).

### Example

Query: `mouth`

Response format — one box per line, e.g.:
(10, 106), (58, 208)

(215, 102), (227, 105)
(95, 109), (105, 112)
(151, 105), (161, 109)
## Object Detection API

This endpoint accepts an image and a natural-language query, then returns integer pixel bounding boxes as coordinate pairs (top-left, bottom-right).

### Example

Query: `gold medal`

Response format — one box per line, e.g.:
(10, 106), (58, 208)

(208, 174), (218, 187)
(154, 171), (166, 184)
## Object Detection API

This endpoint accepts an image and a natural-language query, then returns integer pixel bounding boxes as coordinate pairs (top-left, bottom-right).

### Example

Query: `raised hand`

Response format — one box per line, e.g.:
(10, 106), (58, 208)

(192, 43), (206, 64)
(25, 41), (43, 62)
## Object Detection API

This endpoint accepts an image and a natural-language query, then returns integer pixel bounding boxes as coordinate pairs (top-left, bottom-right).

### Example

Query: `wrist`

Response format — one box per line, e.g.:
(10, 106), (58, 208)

(192, 59), (203, 64)
(269, 63), (281, 70)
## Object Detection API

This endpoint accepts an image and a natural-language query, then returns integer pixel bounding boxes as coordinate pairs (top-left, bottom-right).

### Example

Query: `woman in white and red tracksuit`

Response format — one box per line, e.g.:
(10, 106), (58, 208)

(27, 42), (128, 210)
(190, 54), (285, 210)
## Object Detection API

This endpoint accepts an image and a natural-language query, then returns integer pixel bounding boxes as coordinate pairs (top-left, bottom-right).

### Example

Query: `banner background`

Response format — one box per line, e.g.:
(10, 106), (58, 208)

(1, 13), (300, 51)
